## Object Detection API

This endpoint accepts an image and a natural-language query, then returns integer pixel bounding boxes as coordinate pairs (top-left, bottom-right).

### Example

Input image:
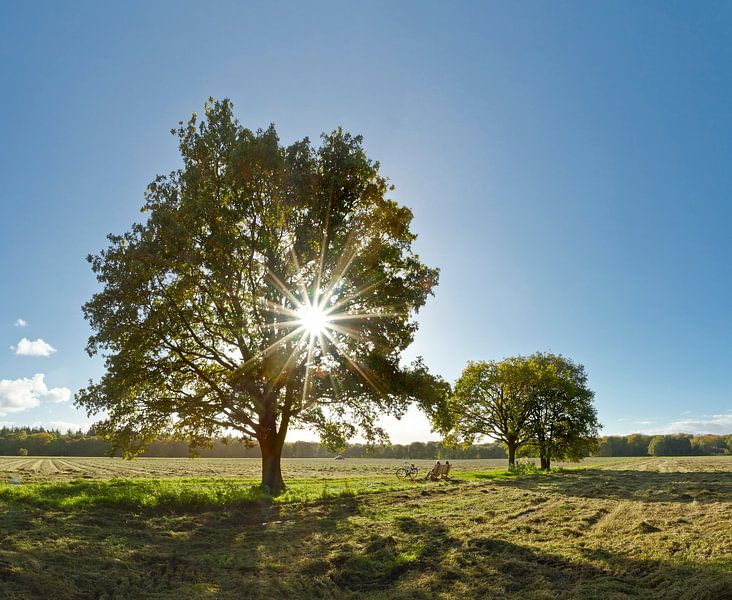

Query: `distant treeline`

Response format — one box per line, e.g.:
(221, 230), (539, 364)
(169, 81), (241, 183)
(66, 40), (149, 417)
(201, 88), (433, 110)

(1, 427), (730, 458)
(594, 433), (730, 457)
(0, 427), (506, 459)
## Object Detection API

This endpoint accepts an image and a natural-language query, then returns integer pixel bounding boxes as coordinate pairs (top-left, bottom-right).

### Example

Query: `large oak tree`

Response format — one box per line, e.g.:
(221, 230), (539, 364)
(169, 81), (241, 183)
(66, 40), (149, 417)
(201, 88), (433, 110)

(76, 99), (441, 494)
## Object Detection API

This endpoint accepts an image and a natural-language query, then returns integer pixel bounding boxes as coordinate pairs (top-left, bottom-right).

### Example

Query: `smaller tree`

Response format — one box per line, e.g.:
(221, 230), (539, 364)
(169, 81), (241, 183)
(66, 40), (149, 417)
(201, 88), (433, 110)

(17, 448), (28, 456)
(527, 353), (600, 470)
(432, 353), (601, 470)
(437, 358), (536, 468)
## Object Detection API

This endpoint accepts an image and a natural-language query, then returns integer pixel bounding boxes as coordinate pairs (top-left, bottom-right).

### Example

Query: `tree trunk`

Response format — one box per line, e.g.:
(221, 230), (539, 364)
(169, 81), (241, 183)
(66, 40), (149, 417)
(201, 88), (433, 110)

(540, 455), (550, 470)
(507, 443), (516, 469)
(260, 438), (285, 496)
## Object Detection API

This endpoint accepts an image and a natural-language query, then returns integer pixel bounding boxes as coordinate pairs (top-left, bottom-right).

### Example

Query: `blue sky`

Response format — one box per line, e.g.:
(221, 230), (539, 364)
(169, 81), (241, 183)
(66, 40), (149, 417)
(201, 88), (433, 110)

(1, 1), (731, 442)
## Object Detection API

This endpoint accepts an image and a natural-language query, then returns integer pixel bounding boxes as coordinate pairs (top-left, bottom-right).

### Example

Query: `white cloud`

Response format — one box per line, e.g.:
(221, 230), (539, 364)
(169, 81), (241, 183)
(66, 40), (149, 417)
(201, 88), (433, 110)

(641, 412), (732, 435)
(45, 388), (71, 402)
(0, 374), (71, 417)
(14, 318), (27, 327)
(14, 338), (57, 357)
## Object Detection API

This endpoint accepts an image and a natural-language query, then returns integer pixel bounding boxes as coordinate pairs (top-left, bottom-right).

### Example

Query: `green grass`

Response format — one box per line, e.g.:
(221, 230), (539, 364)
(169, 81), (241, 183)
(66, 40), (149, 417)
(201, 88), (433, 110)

(0, 469), (520, 512)
(0, 457), (730, 599)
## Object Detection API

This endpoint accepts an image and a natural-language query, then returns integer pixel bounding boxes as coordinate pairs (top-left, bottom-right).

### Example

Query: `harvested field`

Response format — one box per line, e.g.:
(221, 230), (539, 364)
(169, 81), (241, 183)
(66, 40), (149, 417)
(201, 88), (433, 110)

(0, 455), (643, 483)
(0, 456), (729, 599)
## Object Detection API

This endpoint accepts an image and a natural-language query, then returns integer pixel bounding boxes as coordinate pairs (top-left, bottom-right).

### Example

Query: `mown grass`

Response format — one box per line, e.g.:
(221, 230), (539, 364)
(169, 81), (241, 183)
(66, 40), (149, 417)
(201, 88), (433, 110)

(0, 469), (518, 512)
(0, 455), (648, 483)
(0, 457), (730, 599)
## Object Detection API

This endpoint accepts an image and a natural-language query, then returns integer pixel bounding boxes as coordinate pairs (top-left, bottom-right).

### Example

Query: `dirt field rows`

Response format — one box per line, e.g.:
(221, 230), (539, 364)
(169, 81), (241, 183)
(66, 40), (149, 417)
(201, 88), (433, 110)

(0, 455), (646, 483)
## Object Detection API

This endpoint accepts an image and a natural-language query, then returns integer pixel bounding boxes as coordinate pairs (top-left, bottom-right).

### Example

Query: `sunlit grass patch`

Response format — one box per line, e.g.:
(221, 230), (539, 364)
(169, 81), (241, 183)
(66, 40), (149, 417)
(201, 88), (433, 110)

(0, 469), (539, 512)
(0, 478), (262, 511)
(0, 476), (435, 511)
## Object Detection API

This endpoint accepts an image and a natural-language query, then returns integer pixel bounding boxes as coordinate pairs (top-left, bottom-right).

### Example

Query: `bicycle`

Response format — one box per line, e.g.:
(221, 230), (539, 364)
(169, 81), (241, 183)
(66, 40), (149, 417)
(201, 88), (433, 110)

(395, 462), (419, 480)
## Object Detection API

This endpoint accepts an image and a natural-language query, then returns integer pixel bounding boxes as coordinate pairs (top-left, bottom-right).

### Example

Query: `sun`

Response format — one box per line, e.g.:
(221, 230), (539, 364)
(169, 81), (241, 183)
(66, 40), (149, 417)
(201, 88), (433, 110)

(297, 303), (330, 338)
(250, 237), (406, 402)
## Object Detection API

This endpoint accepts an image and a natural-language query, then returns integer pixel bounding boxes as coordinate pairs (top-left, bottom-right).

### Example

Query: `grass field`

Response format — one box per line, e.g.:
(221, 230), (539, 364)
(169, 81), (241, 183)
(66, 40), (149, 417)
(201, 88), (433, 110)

(0, 456), (730, 599)
(0, 455), (640, 483)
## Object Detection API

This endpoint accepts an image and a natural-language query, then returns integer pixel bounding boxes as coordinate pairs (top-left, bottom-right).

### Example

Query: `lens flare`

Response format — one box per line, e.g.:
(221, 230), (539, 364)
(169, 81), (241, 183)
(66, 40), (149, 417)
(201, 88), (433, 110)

(297, 304), (330, 337)
(243, 231), (408, 406)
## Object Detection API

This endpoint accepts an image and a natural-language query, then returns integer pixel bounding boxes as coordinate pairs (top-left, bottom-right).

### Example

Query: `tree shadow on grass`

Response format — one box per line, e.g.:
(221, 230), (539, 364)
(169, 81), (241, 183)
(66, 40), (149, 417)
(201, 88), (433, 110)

(452, 536), (731, 600)
(308, 516), (731, 599)
(491, 469), (732, 503)
(324, 515), (459, 596)
(0, 492), (364, 600)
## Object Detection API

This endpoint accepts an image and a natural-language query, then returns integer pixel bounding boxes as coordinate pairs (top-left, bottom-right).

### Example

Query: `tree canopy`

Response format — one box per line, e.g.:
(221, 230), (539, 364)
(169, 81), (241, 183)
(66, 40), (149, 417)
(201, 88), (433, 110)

(526, 353), (600, 469)
(76, 98), (442, 493)
(432, 353), (600, 468)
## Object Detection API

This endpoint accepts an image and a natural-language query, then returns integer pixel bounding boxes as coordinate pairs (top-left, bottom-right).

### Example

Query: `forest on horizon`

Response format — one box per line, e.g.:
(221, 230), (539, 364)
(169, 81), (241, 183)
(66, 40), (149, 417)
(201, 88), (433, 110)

(2, 426), (729, 459)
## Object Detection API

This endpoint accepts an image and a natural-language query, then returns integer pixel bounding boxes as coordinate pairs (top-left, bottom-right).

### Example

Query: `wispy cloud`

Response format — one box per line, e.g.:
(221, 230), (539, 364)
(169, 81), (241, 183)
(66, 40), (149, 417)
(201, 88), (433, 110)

(0, 374), (71, 417)
(13, 318), (27, 328)
(14, 338), (57, 357)
(641, 412), (732, 435)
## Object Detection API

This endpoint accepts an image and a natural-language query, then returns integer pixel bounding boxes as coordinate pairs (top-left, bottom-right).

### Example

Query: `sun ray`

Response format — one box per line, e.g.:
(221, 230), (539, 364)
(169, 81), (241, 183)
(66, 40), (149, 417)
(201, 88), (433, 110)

(317, 330), (330, 361)
(325, 322), (371, 344)
(321, 328), (384, 397)
(266, 335), (307, 393)
(314, 199), (331, 297)
(288, 247), (315, 308)
(316, 234), (360, 310)
(296, 330), (334, 413)
(327, 311), (404, 322)
(241, 324), (306, 372)
(262, 319), (303, 330)
(265, 269), (304, 309)
(301, 333), (317, 406)
(261, 299), (301, 319)
(323, 279), (384, 315)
